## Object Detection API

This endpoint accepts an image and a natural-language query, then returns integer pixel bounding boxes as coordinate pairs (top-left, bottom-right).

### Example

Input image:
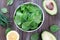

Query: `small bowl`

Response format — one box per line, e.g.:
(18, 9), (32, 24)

(13, 2), (44, 32)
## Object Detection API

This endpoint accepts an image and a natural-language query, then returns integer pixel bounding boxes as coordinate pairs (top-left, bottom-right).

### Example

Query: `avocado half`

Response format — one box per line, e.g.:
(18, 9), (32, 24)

(43, 0), (57, 15)
(41, 31), (57, 40)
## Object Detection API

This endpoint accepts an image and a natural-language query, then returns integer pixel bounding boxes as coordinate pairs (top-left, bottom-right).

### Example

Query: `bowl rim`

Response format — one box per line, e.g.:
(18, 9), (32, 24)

(13, 2), (45, 32)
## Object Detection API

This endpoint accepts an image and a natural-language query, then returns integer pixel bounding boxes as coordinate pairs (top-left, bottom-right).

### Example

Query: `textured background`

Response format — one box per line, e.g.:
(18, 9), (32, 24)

(0, 0), (60, 40)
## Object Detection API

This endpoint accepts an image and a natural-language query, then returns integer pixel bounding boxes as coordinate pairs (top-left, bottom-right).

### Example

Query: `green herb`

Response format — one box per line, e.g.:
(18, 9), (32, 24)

(0, 20), (6, 27)
(14, 11), (22, 25)
(22, 21), (31, 31)
(14, 3), (43, 31)
(7, 0), (14, 6)
(5, 28), (11, 35)
(0, 13), (9, 27)
(31, 33), (39, 40)
(50, 25), (60, 32)
(1, 8), (8, 13)
(31, 22), (38, 30)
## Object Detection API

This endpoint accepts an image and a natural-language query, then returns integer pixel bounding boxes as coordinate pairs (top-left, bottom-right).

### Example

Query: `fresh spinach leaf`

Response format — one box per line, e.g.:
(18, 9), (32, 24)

(22, 21), (31, 31)
(5, 28), (11, 35)
(1, 8), (8, 13)
(21, 12), (28, 22)
(31, 33), (39, 40)
(7, 0), (14, 6)
(14, 16), (21, 25)
(33, 13), (42, 24)
(20, 5), (26, 11)
(50, 25), (60, 32)
(14, 11), (22, 25)
(31, 22), (38, 30)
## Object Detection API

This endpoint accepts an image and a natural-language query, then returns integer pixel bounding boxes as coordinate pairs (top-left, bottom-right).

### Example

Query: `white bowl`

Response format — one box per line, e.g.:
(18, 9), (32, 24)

(13, 2), (44, 32)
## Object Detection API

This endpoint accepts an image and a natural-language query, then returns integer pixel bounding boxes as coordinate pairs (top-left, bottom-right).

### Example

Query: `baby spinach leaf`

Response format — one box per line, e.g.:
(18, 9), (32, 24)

(31, 11), (42, 24)
(50, 25), (60, 32)
(27, 6), (36, 12)
(14, 11), (22, 25)
(7, 0), (14, 6)
(22, 12), (28, 21)
(31, 22), (38, 29)
(22, 21), (31, 31)
(27, 13), (33, 21)
(1, 8), (8, 13)
(31, 33), (39, 40)
(5, 28), (11, 35)
(26, 4), (39, 13)
(20, 5), (26, 11)
(14, 16), (21, 25)
(33, 15), (42, 24)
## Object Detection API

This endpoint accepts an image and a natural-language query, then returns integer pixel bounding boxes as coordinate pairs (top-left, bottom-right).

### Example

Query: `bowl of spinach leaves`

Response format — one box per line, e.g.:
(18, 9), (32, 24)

(14, 2), (44, 32)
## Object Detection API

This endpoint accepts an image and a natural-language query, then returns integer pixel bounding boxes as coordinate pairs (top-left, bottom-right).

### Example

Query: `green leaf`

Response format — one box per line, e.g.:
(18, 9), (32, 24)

(1, 8), (8, 13)
(22, 12), (28, 22)
(14, 11), (28, 26)
(31, 11), (42, 24)
(7, 0), (14, 6)
(20, 5), (26, 11)
(31, 33), (39, 40)
(33, 15), (42, 24)
(0, 13), (9, 24)
(31, 22), (38, 29)
(50, 25), (60, 32)
(0, 13), (9, 27)
(0, 20), (6, 27)
(5, 28), (11, 35)
(14, 11), (22, 25)
(14, 16), (21, 25)
(22, 21), (31, 31)
(26, 4), (39, 12)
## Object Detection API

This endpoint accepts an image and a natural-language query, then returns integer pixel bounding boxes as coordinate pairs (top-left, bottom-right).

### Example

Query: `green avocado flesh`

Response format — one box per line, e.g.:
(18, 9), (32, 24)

(43, 0), (57, 15)
(14, 3), (43, 31)
(42, 31), (57, 40)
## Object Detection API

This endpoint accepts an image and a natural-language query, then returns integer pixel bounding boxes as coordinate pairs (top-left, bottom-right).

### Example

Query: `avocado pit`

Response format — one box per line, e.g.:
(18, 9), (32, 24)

(46, 2), (54, 10)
